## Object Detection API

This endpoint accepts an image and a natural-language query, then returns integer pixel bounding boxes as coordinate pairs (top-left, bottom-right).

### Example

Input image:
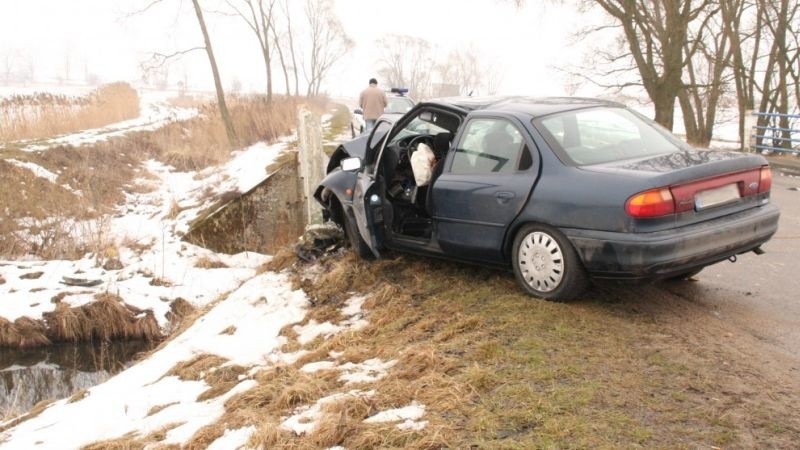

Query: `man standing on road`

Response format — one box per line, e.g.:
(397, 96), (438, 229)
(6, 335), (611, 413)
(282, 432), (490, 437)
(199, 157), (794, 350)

(359, 78), (387, 133)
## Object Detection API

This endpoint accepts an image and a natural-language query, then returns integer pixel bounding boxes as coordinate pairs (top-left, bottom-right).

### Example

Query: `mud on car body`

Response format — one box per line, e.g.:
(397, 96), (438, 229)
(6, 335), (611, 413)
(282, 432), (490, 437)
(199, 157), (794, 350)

(317, 96), (780, 301)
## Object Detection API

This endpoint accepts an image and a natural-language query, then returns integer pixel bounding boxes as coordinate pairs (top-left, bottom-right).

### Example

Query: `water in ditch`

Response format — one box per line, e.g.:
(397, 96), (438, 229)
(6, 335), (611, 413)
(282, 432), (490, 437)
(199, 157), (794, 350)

(0, 340), (155, 418)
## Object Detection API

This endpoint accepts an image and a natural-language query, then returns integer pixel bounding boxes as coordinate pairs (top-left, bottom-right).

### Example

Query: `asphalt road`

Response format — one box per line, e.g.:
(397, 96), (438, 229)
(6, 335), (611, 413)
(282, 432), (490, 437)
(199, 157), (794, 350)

(657, 168), (800, 359)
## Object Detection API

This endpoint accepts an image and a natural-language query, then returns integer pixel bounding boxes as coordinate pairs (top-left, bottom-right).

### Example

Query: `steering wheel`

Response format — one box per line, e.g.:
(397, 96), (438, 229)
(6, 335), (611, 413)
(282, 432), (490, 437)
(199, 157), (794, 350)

(405, 134), (435, 162)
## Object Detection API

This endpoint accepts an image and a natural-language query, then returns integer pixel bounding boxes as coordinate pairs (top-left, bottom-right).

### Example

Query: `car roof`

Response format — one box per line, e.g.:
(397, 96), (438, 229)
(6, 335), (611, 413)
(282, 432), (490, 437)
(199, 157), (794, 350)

(424, 96), (624, 118)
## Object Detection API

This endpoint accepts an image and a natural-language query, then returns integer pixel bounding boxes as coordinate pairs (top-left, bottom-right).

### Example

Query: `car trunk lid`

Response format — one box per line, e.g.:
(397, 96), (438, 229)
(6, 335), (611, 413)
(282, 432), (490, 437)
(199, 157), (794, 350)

(582, 149), (772, 227)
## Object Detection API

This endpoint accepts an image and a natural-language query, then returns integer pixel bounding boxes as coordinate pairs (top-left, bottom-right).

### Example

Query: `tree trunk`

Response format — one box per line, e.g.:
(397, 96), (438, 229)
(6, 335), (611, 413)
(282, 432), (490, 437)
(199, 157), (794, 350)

(270, 19), (291, 96)
(257, 0), (274, 103)
(284, 0), (300, 96)
(192, 0), (237, 148)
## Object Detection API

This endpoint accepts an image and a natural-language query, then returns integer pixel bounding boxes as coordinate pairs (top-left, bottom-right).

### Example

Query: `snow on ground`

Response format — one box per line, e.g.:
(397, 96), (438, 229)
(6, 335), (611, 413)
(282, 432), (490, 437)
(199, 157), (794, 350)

(0, 271), (305, 449)
(0, 104), (428, 448)
(0, 137), (289, 327)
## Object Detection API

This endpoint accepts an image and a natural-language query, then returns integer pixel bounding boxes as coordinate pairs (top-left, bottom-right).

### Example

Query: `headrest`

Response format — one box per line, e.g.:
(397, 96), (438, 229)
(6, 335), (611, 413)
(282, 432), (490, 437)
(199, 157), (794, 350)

(432, 132), (452, 157)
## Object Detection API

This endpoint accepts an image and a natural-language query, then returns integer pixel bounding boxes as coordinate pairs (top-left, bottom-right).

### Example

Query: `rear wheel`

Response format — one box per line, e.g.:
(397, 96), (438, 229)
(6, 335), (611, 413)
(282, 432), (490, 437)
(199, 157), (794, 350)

(342, 208), (374, 260)
(512, 223), (588, 301)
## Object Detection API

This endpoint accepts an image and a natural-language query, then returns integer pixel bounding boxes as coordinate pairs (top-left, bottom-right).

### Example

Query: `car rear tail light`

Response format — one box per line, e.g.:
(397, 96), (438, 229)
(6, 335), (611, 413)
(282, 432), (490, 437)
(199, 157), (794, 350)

(758, 166), (772, 193)
(626, 188), (675, 218)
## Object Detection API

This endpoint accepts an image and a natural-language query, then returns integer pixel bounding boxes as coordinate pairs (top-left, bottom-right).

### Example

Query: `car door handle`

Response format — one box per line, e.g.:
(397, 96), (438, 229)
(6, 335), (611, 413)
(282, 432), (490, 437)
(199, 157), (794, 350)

(495, 191), (515, 204)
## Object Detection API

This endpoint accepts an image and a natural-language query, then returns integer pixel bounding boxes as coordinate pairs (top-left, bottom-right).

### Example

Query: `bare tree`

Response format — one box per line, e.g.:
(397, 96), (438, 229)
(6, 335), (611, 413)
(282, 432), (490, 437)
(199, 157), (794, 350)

(130, 0), (237, 147)
(376, 34), (435, 99)
(226, 0), (277, 102)
(302, 0), (353, 96)
(191, 0), (237, 147)
(269, 0), (301, 96)
(591, 0), (714, 131)
(677, 3), (734, 146)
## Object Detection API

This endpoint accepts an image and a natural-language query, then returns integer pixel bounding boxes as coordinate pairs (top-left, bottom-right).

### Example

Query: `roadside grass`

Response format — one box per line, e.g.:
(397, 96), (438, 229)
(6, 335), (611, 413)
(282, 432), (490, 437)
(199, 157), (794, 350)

(222, 252), (800, 448)
(78, 249), (800, 448)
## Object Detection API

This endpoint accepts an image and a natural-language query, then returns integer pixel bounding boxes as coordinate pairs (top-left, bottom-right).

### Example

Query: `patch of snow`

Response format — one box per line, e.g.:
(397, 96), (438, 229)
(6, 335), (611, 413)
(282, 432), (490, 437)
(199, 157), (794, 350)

(300, 360), (337, 373)
(364, 401), (427, 431)
(6, 159), (60, 183)
(338, 359), (396, 385)
(206, 425), (256, 450)
(294, 320), (342, 345)
(281, 390), (372, 436)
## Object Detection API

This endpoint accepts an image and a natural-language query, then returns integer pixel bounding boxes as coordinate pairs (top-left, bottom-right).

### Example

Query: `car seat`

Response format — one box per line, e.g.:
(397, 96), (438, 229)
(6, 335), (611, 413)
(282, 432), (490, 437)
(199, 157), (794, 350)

(480, 128), (516, 173)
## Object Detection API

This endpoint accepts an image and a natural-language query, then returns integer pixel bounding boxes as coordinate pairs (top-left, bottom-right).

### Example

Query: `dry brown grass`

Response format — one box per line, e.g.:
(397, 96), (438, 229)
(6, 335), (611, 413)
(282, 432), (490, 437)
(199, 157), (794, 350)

(163, 353), (248, 401)
(166, 354), (228, 381)
(0, 316), (51, 348)
(68, 389), (89, 404)
(0, 83), (139, 142)
(0, 292), (166, 348)
(165, 298), (194, 327)
(82, 422), (184, 450)
(41, 292), (161, 343)
(194, 256), (228, 269)
(146, 402), (179, 417)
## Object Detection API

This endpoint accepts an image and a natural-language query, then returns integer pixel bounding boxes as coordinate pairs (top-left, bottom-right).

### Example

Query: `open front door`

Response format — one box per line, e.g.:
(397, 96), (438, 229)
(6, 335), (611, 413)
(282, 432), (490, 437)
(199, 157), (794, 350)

(352, 172), (382, 258)
(350, 119), (393, 258)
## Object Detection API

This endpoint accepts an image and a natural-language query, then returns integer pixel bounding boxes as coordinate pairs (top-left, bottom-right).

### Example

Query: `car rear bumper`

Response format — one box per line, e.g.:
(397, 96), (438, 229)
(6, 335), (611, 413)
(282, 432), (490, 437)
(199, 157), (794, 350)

(563, 203), (781, 280)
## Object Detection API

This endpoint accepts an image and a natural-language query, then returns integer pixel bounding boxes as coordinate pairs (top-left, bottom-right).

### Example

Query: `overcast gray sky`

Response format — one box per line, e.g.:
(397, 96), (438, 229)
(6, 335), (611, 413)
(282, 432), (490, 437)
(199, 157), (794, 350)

(0, 0), (611, 98)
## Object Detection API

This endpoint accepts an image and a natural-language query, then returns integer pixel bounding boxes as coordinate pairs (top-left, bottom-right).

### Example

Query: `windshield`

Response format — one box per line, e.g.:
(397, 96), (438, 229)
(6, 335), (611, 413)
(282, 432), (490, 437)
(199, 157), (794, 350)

(385, 97), (414, 114)
(388, 114), (451, 146)
(535, 107), (685, 166)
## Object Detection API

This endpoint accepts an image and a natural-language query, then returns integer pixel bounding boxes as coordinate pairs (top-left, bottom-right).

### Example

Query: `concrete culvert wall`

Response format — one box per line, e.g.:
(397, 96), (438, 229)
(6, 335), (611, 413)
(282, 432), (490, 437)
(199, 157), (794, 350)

(183, 156), (307, 255)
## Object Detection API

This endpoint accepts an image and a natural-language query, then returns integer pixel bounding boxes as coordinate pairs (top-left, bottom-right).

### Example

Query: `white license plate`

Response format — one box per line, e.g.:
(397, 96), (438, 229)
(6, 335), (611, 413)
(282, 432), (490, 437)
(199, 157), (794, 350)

(695, 183), (740, 210)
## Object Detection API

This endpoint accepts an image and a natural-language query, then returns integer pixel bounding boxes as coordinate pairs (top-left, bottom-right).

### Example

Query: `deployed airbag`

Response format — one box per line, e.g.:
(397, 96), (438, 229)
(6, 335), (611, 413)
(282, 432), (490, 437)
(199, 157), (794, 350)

(411, 143), (435, 186)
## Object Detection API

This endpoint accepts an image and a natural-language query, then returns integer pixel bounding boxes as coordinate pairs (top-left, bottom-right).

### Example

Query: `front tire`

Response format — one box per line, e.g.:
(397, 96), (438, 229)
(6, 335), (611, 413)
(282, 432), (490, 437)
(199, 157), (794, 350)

(512, 224), (588, 301)
(343, 209), (374, 260)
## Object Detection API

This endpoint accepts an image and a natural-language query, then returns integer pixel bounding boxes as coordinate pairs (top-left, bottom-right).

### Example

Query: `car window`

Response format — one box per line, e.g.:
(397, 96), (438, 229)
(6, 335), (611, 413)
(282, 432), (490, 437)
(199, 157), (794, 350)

(536, 107), (682, 165)
(385, 97), (414, 114)
(451, 118), (525, 174)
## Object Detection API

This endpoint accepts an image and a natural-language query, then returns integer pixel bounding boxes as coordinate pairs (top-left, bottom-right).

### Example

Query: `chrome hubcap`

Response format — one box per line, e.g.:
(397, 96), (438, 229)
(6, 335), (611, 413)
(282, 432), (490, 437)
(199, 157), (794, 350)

(518, 231), (564, 292)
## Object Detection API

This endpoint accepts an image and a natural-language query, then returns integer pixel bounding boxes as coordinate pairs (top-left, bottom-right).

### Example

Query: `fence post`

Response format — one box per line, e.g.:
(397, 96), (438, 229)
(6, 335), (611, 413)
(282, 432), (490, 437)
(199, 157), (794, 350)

(297, 107), (326, 226)
(743, 109), (756, 152)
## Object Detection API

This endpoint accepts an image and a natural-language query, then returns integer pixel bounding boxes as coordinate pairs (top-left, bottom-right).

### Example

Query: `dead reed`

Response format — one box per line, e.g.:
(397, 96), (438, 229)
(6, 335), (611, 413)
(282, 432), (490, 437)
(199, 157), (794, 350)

(0, 292), (162, 348)
(0, 83), (139, 142)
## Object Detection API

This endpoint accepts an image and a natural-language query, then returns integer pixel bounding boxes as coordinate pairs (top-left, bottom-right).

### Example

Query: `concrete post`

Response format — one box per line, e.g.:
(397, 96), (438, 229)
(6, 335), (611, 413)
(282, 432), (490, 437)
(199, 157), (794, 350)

(297, 107), (326, 226)
(743, 109), (756, 152)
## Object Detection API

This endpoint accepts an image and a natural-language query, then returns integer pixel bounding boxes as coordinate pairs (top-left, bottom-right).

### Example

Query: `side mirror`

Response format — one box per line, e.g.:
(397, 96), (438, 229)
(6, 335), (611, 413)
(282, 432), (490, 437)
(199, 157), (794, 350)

(354, 108), (363, 115)
(340, 157), (362, 172)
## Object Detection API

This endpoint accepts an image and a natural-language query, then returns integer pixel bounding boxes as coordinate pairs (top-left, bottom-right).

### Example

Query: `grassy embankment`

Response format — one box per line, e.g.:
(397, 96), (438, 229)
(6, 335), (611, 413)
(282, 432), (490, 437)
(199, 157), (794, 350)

(83, 248), (800, 449)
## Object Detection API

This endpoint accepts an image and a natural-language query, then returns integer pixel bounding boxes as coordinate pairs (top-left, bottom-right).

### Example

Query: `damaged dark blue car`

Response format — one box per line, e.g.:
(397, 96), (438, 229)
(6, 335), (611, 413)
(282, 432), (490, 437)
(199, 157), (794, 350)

(315, 97), (780, 300)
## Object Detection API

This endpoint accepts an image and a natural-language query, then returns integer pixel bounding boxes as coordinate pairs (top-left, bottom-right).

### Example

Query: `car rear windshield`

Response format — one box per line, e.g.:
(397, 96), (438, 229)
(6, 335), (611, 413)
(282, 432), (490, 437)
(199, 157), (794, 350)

(534, 107), (685, 166)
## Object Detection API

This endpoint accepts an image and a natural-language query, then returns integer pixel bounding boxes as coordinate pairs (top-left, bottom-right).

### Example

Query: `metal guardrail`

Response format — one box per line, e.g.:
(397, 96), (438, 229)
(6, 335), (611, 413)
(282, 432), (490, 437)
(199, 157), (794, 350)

(750, 111), (800, 155)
